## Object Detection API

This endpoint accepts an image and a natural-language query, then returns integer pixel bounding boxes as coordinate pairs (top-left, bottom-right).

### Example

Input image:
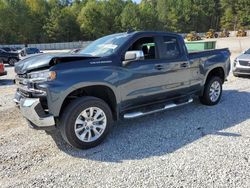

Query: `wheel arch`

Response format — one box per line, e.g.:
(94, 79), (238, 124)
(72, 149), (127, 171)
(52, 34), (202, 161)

(205, 67), (225, 83)
(58, 84), (119, 121)
(200, 66), (225, 96)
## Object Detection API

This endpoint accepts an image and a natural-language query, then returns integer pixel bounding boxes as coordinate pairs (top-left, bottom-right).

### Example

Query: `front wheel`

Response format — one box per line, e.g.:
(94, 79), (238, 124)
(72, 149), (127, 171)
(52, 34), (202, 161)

(59, 96), (113, 149)
(199, 76), (222, 106)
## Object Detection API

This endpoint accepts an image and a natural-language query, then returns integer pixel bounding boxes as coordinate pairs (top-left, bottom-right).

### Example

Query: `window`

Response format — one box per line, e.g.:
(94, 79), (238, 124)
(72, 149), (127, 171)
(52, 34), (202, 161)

(127, 37), (157, 60)
(163, 36), (181, 59)
(79, 33), (130, 57)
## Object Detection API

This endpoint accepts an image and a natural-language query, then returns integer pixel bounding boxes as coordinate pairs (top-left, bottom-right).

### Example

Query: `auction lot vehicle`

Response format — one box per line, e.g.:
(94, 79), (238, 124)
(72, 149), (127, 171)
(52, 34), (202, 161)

(205, 29), (218, 39)
(185, 31), (201, 41)
(219, 29), (230, 38)
(14, 31), (231, 149)
(0, 62), (7, 76)
(233, 48), (250, 77)
(1, 47), (18, 52)
(0, 49), (20, 66)
(20, 47), (42, 57)
(236, 29), (247, 37)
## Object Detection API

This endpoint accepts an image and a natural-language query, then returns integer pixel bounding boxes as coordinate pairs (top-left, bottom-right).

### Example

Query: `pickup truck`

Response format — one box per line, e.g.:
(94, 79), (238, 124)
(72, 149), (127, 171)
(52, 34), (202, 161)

(14, 31), (231, 149)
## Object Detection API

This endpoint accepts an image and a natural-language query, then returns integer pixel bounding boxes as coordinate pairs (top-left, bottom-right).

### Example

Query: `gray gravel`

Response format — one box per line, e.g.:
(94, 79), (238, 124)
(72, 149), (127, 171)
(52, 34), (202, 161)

(1, 62), (250, 187)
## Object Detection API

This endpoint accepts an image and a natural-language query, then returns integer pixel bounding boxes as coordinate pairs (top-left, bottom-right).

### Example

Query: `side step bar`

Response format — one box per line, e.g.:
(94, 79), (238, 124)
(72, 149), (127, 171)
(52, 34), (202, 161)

(123, 98), (193, 119)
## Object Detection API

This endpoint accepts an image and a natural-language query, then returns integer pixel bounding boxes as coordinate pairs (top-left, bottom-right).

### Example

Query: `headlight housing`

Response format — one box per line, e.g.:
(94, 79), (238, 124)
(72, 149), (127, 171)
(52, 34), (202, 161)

(233, 59), (238, 67)
(28, 70), (56, 82)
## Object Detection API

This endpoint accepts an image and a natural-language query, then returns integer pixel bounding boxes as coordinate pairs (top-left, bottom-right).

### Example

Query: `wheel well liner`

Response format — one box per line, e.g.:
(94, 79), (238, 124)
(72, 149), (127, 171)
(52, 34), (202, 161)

(60, 85), (118, 120)
(206, 67), (225, 84)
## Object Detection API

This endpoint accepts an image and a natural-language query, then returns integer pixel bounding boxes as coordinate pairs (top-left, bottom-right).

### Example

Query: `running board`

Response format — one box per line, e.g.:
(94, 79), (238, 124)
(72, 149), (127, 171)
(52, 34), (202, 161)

(123, 98), (193, 119)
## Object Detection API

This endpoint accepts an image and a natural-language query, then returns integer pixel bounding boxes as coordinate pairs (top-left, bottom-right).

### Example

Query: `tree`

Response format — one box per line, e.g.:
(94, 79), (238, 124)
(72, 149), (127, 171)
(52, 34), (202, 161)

(139, 1), (162, 31)
(0, 0), (250, 44)
(25, 0), (49, 43)
(120, 2), (141, 31)
(44, 4), (80, 42)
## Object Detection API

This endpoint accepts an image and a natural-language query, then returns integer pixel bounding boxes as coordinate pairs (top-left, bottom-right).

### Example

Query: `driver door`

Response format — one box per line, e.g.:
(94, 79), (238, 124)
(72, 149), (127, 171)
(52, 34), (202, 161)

(119, 36), (173, 110)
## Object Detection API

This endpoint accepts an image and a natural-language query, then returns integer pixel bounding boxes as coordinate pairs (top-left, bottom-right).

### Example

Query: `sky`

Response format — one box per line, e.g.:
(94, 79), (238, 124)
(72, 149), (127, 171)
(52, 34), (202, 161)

(133, 0), (141, 3)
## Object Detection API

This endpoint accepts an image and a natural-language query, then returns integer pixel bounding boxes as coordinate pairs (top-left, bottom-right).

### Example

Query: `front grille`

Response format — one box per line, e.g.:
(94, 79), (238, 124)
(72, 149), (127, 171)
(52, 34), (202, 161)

(239, 60), (250, 66)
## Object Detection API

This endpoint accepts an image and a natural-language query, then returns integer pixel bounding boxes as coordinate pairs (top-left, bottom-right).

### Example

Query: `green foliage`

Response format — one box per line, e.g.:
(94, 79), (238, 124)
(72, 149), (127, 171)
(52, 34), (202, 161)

(0, 0), (249, 44)
(121, 2), (141, 31)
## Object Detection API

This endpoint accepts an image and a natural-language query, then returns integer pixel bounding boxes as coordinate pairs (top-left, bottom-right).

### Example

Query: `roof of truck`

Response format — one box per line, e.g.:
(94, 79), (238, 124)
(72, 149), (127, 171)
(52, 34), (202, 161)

(126, 30), (180, 36)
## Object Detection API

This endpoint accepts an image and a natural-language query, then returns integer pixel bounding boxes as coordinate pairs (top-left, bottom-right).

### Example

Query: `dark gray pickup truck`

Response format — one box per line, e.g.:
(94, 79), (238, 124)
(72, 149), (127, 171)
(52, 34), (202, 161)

(14, 31), (231, 149)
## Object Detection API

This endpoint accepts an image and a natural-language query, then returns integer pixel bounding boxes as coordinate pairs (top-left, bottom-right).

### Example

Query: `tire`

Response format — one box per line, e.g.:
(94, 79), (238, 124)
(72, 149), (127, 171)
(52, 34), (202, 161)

(8, 58), (18, 66)
(199, 76), (222, 106)
(59, 96), (113, 149)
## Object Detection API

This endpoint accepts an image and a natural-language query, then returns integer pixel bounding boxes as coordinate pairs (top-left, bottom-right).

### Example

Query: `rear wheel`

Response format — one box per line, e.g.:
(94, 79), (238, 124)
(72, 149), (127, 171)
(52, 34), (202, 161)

(8, 58), (18, 66)
(59, 96), (113, 149)
(199, 76), (222, 106)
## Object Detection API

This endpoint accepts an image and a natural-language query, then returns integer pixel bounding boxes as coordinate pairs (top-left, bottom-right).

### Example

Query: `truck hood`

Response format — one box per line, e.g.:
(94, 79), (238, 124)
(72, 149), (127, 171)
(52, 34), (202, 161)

(15, 53), (98, 74)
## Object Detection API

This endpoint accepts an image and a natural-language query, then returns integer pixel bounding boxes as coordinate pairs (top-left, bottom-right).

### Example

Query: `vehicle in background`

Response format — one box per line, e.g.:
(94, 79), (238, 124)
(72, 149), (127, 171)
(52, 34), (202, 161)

(0, 49), (20, 66)
(1, 47), (18, 52)
(219, 29), (230, 38)
(236, 29), (247, 37)
(0, 62), (7, 76)
(14, 31), (230, 149)
(20, 47), (42, 57)
(205, 29), (218, 38)
(185, 31), (202, 41)
(233, 48), (250, 77)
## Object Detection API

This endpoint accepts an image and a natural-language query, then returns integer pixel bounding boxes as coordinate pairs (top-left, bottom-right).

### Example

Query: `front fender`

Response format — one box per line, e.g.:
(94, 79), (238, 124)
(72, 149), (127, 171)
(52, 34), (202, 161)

(44, 65), (121, 117)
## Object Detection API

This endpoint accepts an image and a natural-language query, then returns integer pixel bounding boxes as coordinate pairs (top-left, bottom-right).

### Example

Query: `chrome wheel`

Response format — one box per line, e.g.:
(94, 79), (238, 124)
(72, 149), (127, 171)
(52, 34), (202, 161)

(74, 107), (107, 143)
(209, 81), (221, 102)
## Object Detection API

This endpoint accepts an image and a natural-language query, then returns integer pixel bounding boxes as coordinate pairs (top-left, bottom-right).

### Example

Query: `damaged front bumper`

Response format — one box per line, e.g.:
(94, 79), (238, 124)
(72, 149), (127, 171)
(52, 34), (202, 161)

(14, 92), (56, 130)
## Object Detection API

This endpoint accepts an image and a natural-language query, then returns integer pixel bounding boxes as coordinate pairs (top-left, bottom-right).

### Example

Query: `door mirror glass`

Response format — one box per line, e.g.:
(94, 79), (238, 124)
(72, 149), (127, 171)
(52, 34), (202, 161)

(123, 50), (144, 66)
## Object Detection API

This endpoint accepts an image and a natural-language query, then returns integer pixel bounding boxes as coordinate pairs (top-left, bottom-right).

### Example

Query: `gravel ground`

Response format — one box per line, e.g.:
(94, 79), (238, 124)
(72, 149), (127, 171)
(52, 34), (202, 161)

(0, 55), (250, 187)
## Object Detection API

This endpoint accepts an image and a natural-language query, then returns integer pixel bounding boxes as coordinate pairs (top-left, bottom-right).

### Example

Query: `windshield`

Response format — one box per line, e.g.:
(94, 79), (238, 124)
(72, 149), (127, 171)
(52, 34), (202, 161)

(244, 48), (250, 54)
(78, 33), (130, 57)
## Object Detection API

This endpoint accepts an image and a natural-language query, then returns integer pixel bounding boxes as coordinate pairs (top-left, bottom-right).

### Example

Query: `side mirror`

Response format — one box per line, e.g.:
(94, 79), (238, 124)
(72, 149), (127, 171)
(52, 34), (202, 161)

(123, 50), (144, 66)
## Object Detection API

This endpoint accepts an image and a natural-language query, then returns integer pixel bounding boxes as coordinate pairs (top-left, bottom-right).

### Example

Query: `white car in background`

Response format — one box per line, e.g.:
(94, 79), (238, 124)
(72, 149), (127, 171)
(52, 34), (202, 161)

(233, 48), (250, 77)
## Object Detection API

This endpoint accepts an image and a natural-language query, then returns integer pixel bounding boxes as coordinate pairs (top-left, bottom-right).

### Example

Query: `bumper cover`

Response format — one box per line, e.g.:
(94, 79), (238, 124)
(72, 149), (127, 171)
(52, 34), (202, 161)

(19, 98), (55, 129)
(233, 67), (250, 75)
(233, 62), (250, 75)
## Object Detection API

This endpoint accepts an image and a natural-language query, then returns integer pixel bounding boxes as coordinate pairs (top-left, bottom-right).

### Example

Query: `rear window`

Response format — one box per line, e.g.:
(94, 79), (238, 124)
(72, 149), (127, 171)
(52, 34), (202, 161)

(162, 36), (181, 59)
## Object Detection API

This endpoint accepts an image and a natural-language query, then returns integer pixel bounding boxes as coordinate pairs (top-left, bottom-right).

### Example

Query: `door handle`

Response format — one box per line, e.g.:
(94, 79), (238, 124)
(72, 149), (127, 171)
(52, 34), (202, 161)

(180, 62), (189, 68)
(155, 64), (164, 70)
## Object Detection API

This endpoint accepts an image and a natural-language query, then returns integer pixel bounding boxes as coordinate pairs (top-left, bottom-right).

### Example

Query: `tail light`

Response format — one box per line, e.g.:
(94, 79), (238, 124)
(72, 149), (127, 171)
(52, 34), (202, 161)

(0, 63), (4, 71)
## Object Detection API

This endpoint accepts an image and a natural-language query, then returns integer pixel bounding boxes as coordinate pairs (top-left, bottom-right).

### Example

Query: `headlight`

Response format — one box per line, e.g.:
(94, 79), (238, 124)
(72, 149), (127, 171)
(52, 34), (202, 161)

(233, 59), (238, 67)
(28, 71), (56, 82)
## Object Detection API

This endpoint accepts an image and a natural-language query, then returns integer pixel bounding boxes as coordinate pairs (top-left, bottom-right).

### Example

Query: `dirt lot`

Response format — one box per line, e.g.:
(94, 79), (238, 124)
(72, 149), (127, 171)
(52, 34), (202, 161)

(0, 52), (250, 187)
